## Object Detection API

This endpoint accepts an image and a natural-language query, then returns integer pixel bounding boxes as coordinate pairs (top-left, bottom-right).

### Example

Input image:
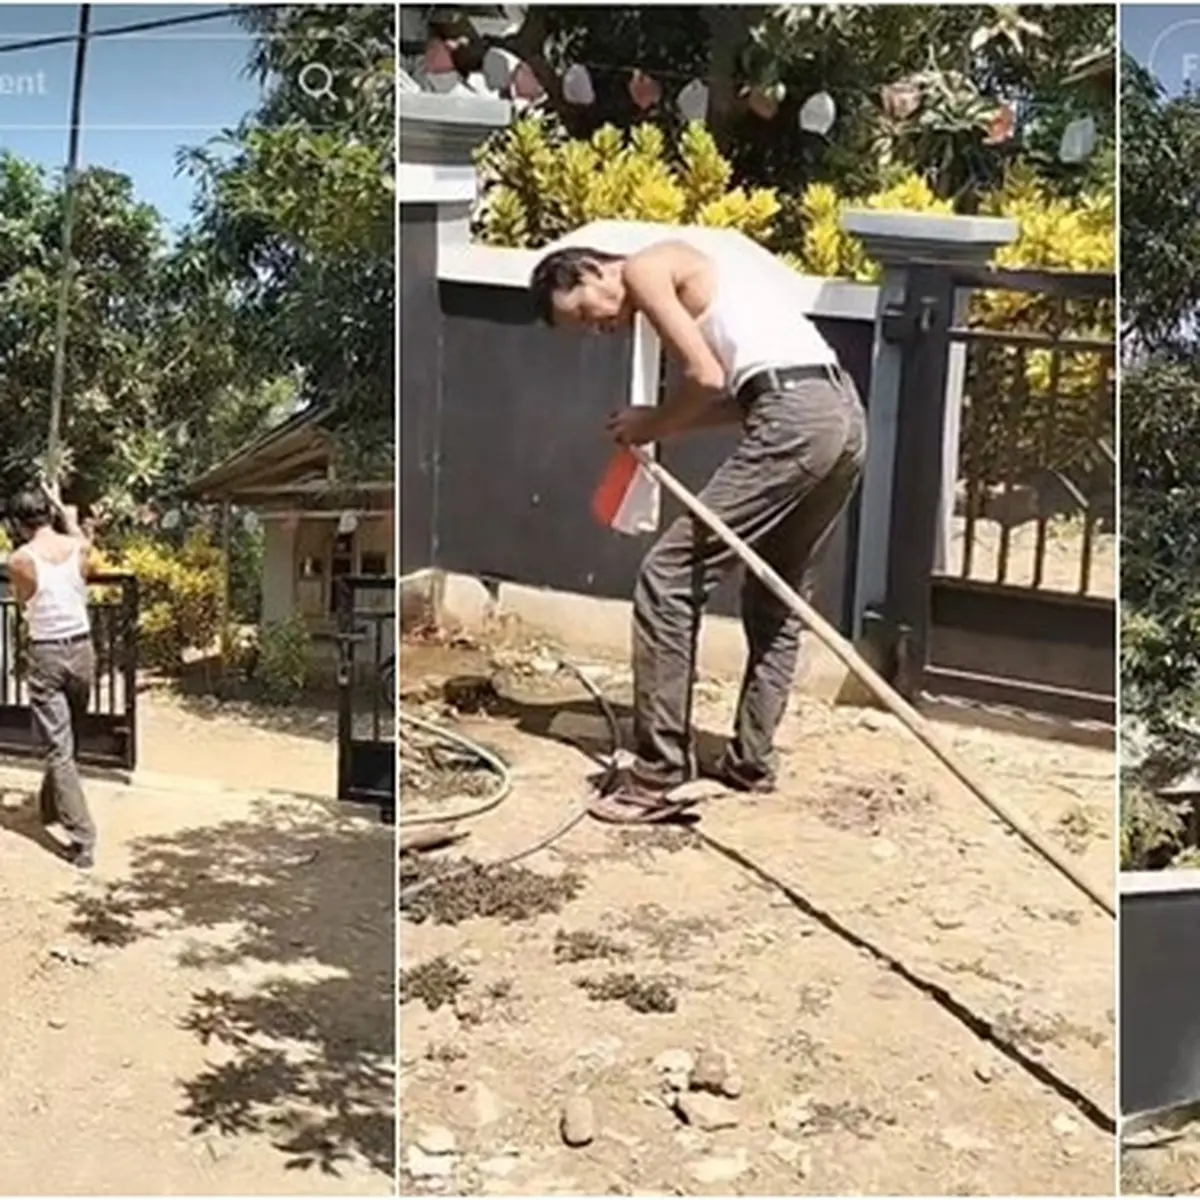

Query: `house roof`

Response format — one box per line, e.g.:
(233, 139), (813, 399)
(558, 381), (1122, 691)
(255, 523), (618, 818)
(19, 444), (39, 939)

(186, 407), (333, 502)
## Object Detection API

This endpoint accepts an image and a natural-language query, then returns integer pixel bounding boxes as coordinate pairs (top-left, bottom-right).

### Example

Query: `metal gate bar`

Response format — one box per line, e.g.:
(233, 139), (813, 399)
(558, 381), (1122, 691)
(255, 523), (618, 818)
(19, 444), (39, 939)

(335, 574), (395, 815)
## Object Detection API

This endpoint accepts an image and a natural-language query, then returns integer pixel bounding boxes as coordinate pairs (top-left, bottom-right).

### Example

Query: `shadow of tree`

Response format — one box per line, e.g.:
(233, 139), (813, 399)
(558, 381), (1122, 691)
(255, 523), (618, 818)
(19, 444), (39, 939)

(60, 799), (395, 1179)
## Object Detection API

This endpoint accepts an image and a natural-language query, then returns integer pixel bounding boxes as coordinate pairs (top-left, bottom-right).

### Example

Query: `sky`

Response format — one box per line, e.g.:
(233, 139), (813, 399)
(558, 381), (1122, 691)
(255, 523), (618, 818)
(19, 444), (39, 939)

(1121, 4), (1200, 95)
(0, 4), (264, 236)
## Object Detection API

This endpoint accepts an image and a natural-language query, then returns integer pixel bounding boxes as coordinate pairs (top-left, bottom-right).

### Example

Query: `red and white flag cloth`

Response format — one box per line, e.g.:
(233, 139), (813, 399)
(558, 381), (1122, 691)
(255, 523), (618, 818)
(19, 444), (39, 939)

(592, 447), (659, 535)
(591, 313), (662, 536)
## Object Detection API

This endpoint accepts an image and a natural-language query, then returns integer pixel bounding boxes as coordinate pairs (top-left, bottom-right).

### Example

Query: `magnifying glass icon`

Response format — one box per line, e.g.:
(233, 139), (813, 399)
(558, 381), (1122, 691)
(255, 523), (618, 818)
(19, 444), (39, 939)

(298, 62), (336, 101)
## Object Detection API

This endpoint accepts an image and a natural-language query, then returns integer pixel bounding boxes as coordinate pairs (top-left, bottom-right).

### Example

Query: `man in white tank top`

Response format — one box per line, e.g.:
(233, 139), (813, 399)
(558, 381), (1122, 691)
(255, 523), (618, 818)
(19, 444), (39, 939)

(530, 241), (867, 824)
(7, 489), (98, 868)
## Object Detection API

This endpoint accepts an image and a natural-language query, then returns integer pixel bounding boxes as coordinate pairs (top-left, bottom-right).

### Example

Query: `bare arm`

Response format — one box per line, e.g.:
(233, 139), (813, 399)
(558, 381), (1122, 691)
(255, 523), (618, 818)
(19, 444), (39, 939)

(8, 551), (35, 607)
(622, 248), (739, 438)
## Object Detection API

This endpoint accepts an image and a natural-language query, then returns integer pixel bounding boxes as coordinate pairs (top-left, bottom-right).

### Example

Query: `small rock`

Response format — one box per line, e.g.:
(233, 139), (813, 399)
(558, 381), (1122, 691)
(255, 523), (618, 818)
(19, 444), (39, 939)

(771, 1098), (814, 1136)
(675, 1092), (739, 1132)
(416, 1125), (457, 1156)
(1052, 1114), (1081, 1138)
(871, 839), (899, 862)
(858, 710), (885, 731)
(653, 1048), (694, 1076)
(973, 1063), (995, 1084)
(720, 1072), (744, 1099)
(561, 1095), (596, 1147)
(932, 915), (964, 930)
(688, 1151), (749, 1185)
(689, 1048), (729, 1093)
(47, 1017), (66, 1030)
(530, 653), (559, 675)
(797, 1152), (813, 1179)
(768, 1136), (801, 1164)
(406, 1146), (456, 1180)
(459, 948), (484, 966)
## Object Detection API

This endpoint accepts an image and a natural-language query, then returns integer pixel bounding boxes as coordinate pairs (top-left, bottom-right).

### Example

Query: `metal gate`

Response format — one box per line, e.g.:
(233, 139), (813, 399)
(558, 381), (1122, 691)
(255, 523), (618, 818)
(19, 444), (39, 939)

(871, 264), (1115, 725)
(335, 575), (395, 817)
(0, 570), (139, 770)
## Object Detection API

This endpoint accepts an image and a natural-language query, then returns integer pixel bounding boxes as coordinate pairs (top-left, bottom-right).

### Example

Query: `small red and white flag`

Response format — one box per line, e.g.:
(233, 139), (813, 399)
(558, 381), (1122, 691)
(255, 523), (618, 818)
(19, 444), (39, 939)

(592, 448), (659, 536)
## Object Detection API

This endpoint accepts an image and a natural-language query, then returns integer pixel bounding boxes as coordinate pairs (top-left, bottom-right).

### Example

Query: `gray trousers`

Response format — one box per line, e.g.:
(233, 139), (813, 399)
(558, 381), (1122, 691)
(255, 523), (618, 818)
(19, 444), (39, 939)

(631, 369), (867, 788)
(29, 637), (97, 851)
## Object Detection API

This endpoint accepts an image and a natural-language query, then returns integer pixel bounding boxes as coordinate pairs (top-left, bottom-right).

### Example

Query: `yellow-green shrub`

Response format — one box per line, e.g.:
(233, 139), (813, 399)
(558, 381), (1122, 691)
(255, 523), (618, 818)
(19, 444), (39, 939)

(114, 533), (224, 671)
(474, 115), (783, 249)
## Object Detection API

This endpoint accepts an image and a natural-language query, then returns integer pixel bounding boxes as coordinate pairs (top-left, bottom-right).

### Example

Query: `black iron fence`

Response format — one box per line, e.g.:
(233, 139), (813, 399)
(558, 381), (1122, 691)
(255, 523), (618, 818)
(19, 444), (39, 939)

(0, 569), (139, 770)
(336, 574), (395, 816)
(873, 264), (1116, 725)
(947, 265), (1115, 599)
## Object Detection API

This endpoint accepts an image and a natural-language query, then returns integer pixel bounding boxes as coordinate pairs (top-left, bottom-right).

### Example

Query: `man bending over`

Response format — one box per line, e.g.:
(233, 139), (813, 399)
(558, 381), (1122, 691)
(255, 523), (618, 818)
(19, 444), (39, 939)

(529, 238), (867, 824)
(7, 490), (99, 867)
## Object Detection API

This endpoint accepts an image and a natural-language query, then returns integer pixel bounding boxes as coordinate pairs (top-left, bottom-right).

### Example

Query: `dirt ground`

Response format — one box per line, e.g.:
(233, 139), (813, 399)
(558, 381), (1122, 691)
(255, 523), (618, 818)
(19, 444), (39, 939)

(398, 635), (1116, 1197)
(0, 686), (395, 1197)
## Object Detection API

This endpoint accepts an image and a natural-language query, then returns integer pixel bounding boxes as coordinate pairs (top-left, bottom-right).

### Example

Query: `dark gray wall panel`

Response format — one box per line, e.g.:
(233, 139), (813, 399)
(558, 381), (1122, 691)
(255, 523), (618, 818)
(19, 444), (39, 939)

(399, 206), (440, 574)
(1121, 883), (1200, 1116)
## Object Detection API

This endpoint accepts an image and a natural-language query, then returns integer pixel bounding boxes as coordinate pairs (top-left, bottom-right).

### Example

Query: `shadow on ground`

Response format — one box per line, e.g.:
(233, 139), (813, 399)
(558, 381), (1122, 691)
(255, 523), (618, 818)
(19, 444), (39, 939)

(432, 673), (728, 774)
(59, 798), (395, 1179)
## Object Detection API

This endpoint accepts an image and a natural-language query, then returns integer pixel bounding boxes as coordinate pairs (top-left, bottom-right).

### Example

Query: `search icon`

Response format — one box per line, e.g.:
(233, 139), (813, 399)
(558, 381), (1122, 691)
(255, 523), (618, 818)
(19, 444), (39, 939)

(297, 62), (335, 101)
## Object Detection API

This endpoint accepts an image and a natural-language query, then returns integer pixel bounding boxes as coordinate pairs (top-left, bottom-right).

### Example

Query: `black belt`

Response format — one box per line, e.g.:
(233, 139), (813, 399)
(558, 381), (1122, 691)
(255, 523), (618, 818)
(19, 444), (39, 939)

(30, 631), (91, 647)
(735, 364), (840, 409)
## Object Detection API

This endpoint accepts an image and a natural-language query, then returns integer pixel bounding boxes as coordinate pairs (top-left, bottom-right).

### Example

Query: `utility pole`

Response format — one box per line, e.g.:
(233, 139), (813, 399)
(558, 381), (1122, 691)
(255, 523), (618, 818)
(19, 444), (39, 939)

(45, 3), (91, 495)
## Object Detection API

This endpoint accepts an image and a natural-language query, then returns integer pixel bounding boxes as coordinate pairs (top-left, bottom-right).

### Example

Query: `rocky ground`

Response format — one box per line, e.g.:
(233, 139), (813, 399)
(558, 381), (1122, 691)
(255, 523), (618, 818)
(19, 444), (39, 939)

(398, 628), (1116, 1197)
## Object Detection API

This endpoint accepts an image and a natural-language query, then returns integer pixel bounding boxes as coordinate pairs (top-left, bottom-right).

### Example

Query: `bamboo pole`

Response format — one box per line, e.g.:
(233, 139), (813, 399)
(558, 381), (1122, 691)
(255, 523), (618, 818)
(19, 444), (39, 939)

(630, 446), (1115, 920)
(45, 3), (91, 493)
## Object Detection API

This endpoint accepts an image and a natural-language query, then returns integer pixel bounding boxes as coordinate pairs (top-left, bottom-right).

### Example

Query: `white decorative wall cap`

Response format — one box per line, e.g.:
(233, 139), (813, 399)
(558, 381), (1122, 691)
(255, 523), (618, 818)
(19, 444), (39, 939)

(842, 210), (1019, 266)
(1121, 869), (1200, 896)
(399, 90), (513, 129)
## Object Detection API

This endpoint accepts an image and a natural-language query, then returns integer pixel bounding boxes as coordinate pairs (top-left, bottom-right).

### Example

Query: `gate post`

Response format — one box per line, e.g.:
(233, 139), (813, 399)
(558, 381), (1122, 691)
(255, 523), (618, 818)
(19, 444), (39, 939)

(841, 212), (1017, 694)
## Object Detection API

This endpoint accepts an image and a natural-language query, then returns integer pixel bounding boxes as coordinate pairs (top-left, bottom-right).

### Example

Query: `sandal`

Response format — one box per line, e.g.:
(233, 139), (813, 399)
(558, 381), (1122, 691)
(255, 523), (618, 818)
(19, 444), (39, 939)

(587, 788), (700, 825)
(587, 770), (701, 826)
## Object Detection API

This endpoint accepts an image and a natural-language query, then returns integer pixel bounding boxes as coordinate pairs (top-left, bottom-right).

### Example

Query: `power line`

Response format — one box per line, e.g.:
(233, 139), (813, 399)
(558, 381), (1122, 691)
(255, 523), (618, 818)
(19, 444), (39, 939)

(0, 6), (251, 58)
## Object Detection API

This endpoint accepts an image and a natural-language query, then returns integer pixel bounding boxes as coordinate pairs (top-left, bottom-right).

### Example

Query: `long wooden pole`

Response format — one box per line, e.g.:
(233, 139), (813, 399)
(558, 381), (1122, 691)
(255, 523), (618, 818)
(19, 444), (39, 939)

(630, 446), (1115, 920)
(45, 3), (91, 493)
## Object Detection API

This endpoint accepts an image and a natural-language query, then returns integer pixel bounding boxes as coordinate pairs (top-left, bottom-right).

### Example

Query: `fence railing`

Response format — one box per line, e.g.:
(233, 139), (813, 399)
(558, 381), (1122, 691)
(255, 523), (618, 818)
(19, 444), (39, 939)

(946, 267), (1116, 601)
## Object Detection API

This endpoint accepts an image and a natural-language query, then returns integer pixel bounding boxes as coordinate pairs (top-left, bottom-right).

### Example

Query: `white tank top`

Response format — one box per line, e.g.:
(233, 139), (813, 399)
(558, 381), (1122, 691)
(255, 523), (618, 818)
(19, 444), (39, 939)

(695, 253), (837, 394)
(23, 544), (91, 642)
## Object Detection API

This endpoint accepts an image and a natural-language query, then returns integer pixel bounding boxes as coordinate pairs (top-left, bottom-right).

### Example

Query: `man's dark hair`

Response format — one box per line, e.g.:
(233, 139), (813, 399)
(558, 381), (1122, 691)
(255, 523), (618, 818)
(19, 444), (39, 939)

(528, 247), (623, 325)
(8, 490), (52, 534)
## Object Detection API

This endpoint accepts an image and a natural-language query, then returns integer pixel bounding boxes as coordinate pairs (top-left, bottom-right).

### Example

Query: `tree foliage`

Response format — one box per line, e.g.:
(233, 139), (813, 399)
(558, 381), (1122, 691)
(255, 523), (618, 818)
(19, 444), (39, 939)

(0, 156), (288, 520)
(0, 4), (394, 527)
(1120, 57), (1200, 867)
(182, 3), (396, 477)
(440, 3), (1113, 205)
